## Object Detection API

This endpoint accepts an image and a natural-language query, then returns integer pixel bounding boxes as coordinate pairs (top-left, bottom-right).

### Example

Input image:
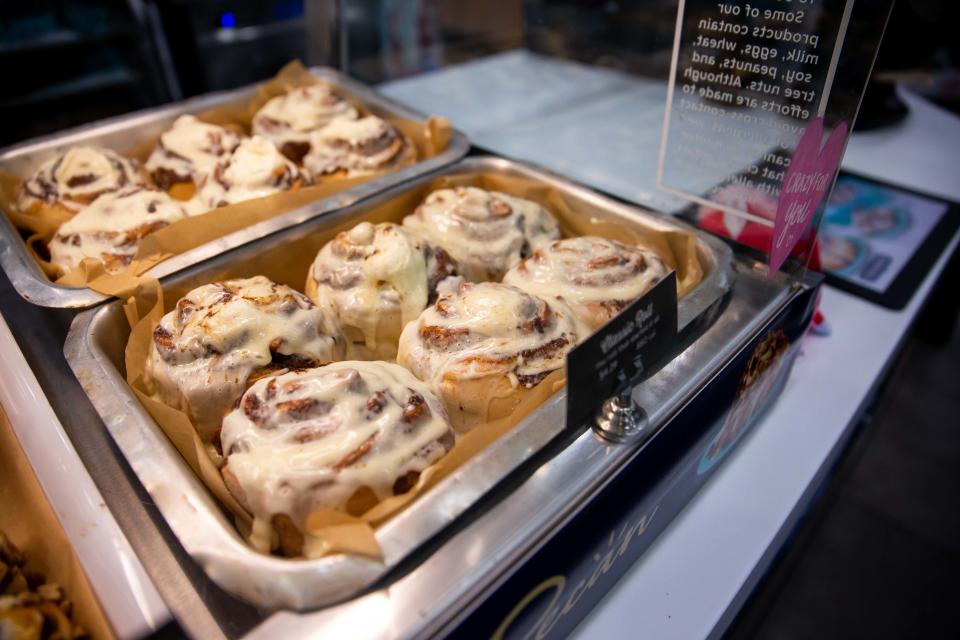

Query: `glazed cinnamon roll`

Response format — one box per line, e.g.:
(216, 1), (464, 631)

(397, 282), (580, 433)
(503, 236), (669, 333)
(190, 136), (310, 214)
(305, 222), (459, 360)
(145, 115), (243, 198)
(401, 187), (560, 282)
(302, 115), (410, 177)
(220, 361), (455, 556)
(145, 276), (345, 442)
(252, 84), (359, 164)
(18, 146), (148, 218)
(48, 187), (188, 275)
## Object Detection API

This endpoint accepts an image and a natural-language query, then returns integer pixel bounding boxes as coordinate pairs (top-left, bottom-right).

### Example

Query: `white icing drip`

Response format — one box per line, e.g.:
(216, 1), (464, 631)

(402, 187), (560, 282)
(302, 115), (403, 176)
(48, 187), (188, 274)
(145, 275), (344, 442)
(252, 84), (358, 146)
(145, 115), (243, 181)
(307, 222), (430, 359)
(220, 362), (453, 535)
(194, 136), (306, 211)
(397, 282), (579, 390)
(19, 146), (142, 211)
(502, 236), (669, 331)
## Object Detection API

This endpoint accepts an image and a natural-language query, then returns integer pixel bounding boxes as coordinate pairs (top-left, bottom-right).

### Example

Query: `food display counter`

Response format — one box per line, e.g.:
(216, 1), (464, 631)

(3, 1), (941, 638)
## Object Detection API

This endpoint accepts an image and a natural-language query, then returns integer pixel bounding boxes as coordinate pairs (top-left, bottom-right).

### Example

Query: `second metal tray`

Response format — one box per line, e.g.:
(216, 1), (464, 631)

(0, 67), (469, 309)
(64, 156), (733, 611)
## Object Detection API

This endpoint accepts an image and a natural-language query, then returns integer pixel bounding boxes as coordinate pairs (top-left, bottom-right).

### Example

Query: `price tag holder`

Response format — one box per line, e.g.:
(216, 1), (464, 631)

(565, 272), (678, 430)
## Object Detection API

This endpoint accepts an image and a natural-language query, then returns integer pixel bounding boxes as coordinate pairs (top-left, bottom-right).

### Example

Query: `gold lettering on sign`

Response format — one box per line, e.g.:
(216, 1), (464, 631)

(493, 505), (660, 639)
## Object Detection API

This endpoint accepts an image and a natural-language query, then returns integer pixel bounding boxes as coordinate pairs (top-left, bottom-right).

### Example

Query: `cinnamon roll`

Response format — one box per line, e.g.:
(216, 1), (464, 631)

(191, 136), (310, 214)
(302, 115), (410, 177)
(252, 84), (359, 164)
(220, 361), (455, 556)
(401, 187), (560, 282)
(48, 187), (188, 275)
(397, 281), (580, 433)
(145, 115), (243, 198)
(145, 276), (345, 442)
(503, 236), (669, 333)
(305, 222), (459, 360)
(18, 146), (148, 218)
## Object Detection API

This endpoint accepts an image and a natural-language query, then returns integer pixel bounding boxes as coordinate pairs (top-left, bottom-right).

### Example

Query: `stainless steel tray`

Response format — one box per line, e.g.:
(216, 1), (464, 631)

(63, 156), (734, 611)
(0, 67), (469, 309)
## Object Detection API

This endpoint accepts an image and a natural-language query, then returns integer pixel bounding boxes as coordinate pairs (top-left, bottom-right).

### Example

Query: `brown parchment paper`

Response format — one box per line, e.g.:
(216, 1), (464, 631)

(0, 60), (453, 297)
(119, 168), (705, 562)
(0, 405), (115, 639)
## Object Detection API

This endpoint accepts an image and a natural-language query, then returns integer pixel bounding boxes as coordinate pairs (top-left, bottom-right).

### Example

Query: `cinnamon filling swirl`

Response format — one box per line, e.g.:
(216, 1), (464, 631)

(503, 236), (669, 332)
(19, 146), (145, 212)
(220, 362), (454, 555)
(145, 276), (344, 442)
(48, 187), (188, 275)
(402, 186), (560, 282)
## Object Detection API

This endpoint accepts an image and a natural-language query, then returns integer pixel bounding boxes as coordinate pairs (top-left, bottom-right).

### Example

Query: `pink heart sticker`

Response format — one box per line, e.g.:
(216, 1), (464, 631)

(770, 117), (849, 276)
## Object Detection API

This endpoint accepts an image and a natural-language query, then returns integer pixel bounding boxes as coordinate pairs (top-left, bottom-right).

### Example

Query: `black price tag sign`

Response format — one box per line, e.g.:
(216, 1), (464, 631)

(565, 271), (678, 429)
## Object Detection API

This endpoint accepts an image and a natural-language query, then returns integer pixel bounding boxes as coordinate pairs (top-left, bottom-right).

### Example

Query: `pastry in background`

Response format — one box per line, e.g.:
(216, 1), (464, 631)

(191, 136), (311, 214)
(302, 116), (411, 177)
(305, 221), (459, 360)
(252, 84), (359, 164)
(220, 361), (455, 556)
(402, 186), (560, 282)
(145, 115), (244, 200)
(18, 146), (148, 218)
(503, 236), (669, 333)
(397, 281), (579, 433)
(0, 531), (87, 640)
(145, 275), (345, 443)
(47, 187), (189, 275)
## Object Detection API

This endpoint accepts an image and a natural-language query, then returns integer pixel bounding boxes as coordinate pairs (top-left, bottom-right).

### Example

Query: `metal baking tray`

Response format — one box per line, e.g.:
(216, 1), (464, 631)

(0, 67), (469, 309)
(64, 156), (734, 611)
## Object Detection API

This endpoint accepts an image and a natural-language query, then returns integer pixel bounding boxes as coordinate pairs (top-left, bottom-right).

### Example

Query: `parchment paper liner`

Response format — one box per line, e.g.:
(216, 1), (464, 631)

(121, 170), (704, 562)
(0, 60), (452, 297)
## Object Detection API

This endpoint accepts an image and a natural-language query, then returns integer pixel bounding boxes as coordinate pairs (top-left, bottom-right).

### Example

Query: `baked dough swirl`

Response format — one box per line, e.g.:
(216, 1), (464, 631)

(302, 115), (408, 177)
(503, 236), (669, 332)
(18, 146), (147, 216)
(306, 221), (459, 360)
(191, 136), (310, 214)
(48, 187), (188, 275)
(401, 186), (560, 282)
(145, 115), (243, 192)
(397, 281), (580, 432)
(220, 361), (455, 556)
(252, 84), (359, 164)
(145, 276), (345, 442)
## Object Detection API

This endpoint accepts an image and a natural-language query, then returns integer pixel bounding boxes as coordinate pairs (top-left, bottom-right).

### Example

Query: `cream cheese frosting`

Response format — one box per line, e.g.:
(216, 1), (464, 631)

(48, 187), (188, 274)
(503, 236), (669, 331)
(397, 281), (580, 392)
(19, 146), (145, 212)
(191, 136), (309, 213)
(221, 361), (454, 553)
(402, 187), (560, 282)
(302, 115), (405, 176)
(252, 84), (358, 161)
(307, 222), (458, 359)
(145, 275), (345, 442)
(145, 115), (243, 188)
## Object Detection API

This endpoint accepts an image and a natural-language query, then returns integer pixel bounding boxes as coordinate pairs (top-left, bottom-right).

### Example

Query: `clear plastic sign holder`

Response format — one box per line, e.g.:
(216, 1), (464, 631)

(657, 0), (895, 280)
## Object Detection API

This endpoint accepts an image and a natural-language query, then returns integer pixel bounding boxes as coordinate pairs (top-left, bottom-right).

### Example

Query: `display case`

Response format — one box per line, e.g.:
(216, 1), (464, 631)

(0, 0), (896, 638)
